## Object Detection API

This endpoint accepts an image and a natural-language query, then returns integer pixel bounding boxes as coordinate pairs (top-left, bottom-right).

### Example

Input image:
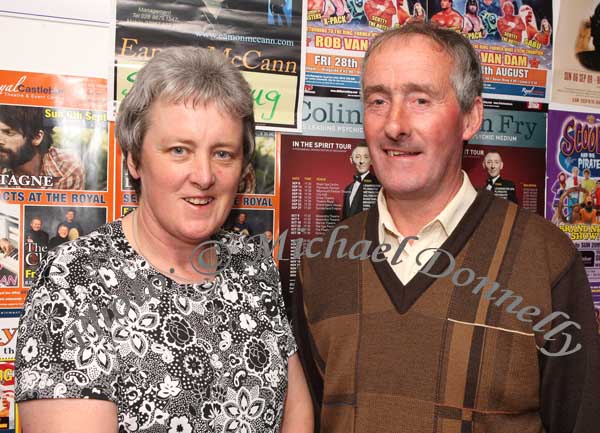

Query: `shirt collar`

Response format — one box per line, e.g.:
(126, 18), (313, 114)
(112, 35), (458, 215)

(378, 170), (477, 240)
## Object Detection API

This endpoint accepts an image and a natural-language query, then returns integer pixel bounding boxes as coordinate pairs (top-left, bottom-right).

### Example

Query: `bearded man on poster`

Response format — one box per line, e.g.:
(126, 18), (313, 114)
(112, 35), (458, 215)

(294, 22), (600, 433)
(0, 105), (84, 190)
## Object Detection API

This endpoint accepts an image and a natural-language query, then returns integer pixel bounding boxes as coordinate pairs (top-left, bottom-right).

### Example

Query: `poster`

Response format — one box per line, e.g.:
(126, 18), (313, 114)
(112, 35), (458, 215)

(428, 0), (552, 100)
(278, 134), (380, 304)
(0, 70), (111, 309)
(0, 311), (19, 433)
(305, 0), (419, 96)
(545, 109), (600, 305)
(114, 0), (306, 130)
(462, 99), (547, 215)
(551, 0), (600, 107)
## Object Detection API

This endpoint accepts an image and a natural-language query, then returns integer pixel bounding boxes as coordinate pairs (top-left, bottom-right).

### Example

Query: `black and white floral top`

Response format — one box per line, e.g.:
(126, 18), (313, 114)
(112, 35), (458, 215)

(15, 220), (296, 433)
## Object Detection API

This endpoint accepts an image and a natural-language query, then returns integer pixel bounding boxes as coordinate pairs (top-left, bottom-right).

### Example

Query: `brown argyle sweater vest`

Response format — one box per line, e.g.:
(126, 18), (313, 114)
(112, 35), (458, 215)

(297, 193), (584, 433)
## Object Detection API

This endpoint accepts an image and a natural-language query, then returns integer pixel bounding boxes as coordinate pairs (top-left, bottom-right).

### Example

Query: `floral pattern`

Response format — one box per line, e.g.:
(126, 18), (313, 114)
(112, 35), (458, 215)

(15, 220), (296, 432)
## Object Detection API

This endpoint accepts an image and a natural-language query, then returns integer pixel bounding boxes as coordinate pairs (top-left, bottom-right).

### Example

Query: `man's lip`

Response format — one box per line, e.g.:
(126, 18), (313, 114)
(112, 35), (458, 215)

(383, 149), (422, 157)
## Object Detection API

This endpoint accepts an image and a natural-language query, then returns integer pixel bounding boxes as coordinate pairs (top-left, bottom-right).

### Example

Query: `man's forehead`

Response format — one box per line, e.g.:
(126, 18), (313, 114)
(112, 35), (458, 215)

(353, 147), (369, 156)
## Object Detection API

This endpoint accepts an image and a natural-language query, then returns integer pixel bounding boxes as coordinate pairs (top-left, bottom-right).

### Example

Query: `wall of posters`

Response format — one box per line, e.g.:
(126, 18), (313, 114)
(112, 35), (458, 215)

(114, 0), (306, 130)
(551, 0), (600, 107)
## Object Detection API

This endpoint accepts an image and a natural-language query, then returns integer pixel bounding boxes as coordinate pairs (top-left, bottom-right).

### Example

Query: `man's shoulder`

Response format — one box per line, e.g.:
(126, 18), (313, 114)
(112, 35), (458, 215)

(496, 177), (516, 187)
(489, 196), (578, 271)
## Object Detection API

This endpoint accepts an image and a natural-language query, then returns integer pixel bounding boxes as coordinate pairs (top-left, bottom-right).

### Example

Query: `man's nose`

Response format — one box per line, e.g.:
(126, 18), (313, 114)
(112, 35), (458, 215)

(383, 102), (410, 141)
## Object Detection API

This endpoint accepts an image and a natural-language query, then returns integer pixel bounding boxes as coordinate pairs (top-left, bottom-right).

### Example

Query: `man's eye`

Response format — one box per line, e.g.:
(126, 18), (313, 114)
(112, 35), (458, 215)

(171, 147), (186, 155)
(416, 98), (429, 105)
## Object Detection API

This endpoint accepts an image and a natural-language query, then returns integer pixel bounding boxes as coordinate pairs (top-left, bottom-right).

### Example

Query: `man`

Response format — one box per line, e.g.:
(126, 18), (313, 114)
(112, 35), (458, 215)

(364, 0), (396, 30)
(395, 0), (410, 26)
(482, 151), (517, 203)
(342, 144), (380, 220)
(582, 168), (596, 194)
(430, 0), (463, 31)
(497, 0), (525, 42)
(26, 217), (49, 249)
(462, 0), (487, 37)
(566, 166), (584, 217)
(231, 212), (251, 235)
(295, 23), (600, 433)
(519, 4), (538, 41)
(62, 209), (85, 238)
(0, 105), (84, 190)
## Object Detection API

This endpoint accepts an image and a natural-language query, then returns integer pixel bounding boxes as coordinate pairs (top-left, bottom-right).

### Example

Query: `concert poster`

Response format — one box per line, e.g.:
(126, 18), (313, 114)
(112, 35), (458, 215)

(545, 108), (600, 304)
(278, 133), (381, 305)
(462, 99), (547, 215)
(114, 0), (306, 131)
(0, 70), (112, 308)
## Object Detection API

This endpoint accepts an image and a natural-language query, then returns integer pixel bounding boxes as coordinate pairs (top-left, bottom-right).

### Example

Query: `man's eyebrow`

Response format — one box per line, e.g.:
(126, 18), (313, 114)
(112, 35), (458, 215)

(400, 83), (442, 97)
(363, 84), (390, 98)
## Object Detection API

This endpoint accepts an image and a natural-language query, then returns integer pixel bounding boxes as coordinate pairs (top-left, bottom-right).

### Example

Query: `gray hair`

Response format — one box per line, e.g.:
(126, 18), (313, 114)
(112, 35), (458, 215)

(115, 46), (255, 195)
(362, 23), (483, 113)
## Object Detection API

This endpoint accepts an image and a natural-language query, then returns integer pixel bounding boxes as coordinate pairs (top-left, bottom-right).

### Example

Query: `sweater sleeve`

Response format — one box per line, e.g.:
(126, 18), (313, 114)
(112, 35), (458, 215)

(292, 268), (323, 433)
(539, 253), (600, 433)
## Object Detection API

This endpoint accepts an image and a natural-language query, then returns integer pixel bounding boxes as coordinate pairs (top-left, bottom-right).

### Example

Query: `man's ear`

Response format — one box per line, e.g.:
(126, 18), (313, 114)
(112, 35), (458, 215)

(462, 96), (484, 141)
(31, 130), (44, 147)
(126, 152), (141, 179)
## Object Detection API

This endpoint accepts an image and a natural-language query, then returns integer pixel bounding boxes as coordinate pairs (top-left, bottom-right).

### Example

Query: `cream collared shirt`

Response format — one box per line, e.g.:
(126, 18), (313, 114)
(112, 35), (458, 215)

(377, 171), (477, 284)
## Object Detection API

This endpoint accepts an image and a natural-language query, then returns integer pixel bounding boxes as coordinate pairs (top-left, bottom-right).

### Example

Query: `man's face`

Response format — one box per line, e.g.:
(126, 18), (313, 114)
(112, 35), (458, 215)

(468, 3), (477, 13)
(363, 35), (481, 203)
(441, 0), (451, 10)
(30, 219), (42, 231)
(502, 2), (514, 17)
(238, 213), (247, 223)
(585, 171), (591, 179)
(483, 153), (503, 177)
(66, 211), (75, 222)
(0, 121), (37, 169)
(351, 147), (371, 174)
(573, 167), (580, 177)
(58, 225), (69, 237)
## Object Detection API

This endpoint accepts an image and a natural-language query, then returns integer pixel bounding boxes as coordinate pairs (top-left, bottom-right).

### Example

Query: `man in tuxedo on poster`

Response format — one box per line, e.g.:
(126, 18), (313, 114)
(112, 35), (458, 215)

(482, 151), (518, 204)
(342, 143), (380, 220)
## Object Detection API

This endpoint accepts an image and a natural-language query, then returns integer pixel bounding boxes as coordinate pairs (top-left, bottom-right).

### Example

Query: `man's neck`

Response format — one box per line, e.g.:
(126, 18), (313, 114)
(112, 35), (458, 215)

(385, 172), (463, 237)
(13, 153), (42, 177)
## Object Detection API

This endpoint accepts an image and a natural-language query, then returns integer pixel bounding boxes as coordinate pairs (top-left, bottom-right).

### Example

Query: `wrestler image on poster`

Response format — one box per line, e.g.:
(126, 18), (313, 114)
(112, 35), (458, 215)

(22, 205), (107, 287)
(0, 104), (108, 191)
(0, 203), (19, 288)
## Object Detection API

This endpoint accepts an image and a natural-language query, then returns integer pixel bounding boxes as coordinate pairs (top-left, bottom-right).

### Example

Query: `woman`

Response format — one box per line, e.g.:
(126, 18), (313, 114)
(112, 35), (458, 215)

(534, 17), (552, 46)
(16, 47), (312, 433)
(48, 223), (70, 249)
(408, 1), (426, 24)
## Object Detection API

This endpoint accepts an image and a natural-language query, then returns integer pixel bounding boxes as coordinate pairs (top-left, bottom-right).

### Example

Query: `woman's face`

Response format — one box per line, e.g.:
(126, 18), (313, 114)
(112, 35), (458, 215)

(128, 99), (244, 246)
(58, 226), (69, 238)
(559, 173), (566, 183)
